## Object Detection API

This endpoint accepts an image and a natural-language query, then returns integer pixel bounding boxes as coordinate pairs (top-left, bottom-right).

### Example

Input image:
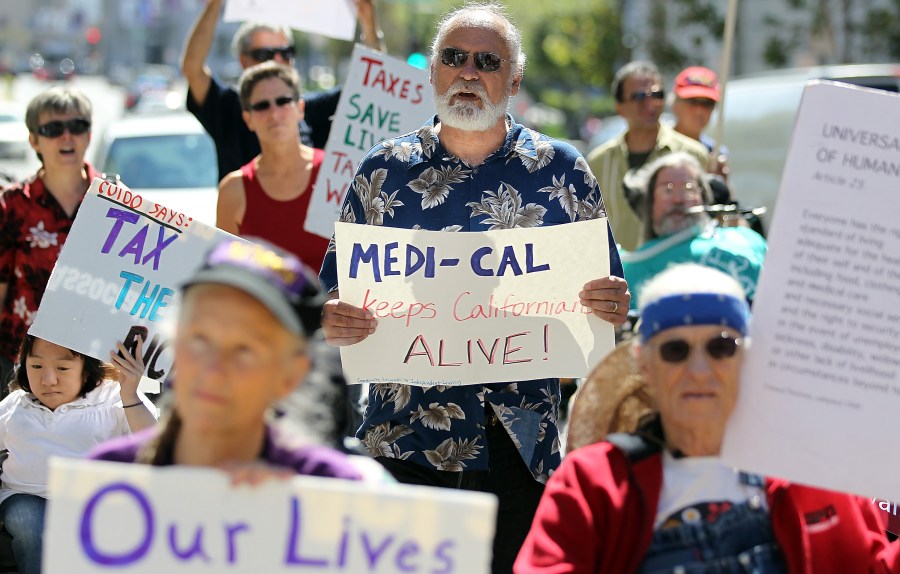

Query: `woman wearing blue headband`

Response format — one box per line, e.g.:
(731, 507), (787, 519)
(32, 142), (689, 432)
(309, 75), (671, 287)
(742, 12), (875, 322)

(516, 264), (898, 573)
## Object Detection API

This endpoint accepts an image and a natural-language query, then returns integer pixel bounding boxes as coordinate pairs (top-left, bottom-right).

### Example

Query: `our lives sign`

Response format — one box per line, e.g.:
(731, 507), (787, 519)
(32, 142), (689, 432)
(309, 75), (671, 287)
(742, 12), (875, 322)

(304, 45), (436, 239)
(44, 457), (497, 573)
(30, 178), (235, 391)
(334, 219), (614, 386)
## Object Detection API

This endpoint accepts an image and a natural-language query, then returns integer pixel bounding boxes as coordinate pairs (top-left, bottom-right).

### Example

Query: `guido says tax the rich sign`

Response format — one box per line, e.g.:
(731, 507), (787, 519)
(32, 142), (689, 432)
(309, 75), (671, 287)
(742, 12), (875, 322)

(334, 219), (615, 386)
(30, 178), (235, 390)
(304, 45), (436, 239)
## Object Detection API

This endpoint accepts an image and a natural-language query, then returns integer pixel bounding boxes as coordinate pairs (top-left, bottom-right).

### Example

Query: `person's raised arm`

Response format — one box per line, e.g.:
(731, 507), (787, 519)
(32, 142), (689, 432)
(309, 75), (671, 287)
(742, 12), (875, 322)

(110, 340), (157, 433)
(355, 0), (386, 52)
(216, 170), (246, 236)
(181, 0), (223, 108)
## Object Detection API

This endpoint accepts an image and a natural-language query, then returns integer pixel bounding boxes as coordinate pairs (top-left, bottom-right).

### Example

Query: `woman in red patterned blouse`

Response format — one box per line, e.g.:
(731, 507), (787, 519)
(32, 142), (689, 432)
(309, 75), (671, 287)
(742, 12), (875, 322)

(0, 87), (98, 393)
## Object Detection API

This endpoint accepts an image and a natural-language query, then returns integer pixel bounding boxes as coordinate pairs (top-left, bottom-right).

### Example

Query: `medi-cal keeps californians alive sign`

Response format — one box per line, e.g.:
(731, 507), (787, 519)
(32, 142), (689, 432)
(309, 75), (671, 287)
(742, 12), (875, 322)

(334, 219), (615, 386)
(304, 45), (436, 239)
(30, 178), (237, 391)
(44, 457), (497, 573)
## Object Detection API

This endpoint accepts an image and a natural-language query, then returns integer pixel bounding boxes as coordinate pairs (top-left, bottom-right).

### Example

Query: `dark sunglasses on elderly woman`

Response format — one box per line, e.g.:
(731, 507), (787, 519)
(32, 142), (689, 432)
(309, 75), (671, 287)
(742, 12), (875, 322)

(246, 46), (295, 62)
(440, 47), (507, 72)
(36, 118), (91, 138)
(657, 332), (742, 363)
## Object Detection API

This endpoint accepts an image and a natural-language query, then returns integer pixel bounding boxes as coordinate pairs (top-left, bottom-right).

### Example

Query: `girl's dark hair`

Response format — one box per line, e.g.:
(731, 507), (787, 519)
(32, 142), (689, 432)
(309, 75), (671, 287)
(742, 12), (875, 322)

(13, 335), (117, 396)
(136, 403), (181, 465)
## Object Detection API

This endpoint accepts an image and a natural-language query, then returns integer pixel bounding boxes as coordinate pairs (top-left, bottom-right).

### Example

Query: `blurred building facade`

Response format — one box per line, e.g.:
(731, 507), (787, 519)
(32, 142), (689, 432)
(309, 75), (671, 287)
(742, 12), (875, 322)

(623, 0), (898, 78)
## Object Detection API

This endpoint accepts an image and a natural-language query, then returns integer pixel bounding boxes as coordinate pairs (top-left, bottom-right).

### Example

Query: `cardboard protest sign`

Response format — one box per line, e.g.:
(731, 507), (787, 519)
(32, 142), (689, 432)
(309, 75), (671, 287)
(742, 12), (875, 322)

(335, 219), (614, 386)
(722, 82), (900, 500)
(305, 45), (436, 239)
(44, 457), (497, 573)
(224, 0), (356, 42)
(872, 498), (900, 537)
(30, 178), (234, 392)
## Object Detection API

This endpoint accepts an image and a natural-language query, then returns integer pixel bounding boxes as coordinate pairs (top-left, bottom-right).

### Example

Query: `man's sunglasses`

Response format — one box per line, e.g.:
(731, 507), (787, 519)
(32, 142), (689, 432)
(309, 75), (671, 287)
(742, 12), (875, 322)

(36, 118), (91, 138)
(657, 332), (742, 363)
(246, 46), (295, 62)
(629, 88), (665, 103)
(684, 98), (717, 109)
(247, 95), (296, 112)
(440, 47), (507, 72)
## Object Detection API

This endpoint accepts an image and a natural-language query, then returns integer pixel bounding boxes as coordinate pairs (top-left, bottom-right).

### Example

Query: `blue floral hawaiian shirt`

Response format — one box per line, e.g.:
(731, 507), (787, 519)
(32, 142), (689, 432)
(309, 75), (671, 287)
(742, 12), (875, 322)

(320, 115), (624, 483)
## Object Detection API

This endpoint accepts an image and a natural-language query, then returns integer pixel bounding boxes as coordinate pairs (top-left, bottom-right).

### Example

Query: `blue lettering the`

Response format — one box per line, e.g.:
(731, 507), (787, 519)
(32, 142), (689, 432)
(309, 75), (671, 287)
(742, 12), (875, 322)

(80, 483), (154, 566)
(115, 271), (144, 310)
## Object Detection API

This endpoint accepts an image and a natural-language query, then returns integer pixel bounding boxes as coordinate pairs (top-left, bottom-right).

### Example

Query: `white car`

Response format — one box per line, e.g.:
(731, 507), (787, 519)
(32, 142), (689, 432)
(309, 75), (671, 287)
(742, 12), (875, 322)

(0, 101), (30, 160)
(92, 112), (218, 225)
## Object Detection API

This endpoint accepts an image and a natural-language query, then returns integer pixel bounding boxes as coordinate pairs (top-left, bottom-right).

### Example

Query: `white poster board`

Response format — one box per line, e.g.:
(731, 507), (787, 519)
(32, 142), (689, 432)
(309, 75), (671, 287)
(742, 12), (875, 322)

(45, 457), (497, 573)
(224, 0), (357, 42)
(722, 81), (900, 500)
(30, 178), (237, 392)
(304, 45), (436, 239)
(335, 219), (614, 386)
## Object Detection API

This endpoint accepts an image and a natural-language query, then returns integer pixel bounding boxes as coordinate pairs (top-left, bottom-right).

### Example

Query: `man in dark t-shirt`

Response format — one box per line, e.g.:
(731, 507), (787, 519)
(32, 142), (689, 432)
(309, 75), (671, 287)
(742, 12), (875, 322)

(180, 0), (384, 181)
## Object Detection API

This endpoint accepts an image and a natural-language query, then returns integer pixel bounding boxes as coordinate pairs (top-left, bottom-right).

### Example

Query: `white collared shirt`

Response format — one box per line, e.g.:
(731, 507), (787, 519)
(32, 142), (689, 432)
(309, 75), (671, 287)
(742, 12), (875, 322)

(0, 380), (154, 502)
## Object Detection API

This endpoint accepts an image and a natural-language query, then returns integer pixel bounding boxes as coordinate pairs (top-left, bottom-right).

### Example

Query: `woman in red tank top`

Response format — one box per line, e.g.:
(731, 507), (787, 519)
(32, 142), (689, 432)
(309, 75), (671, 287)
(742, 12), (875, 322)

(216, 61), (330, 272)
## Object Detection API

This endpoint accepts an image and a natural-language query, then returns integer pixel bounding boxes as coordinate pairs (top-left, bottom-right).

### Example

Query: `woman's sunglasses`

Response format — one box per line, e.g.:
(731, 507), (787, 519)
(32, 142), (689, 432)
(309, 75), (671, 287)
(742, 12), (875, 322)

(247, 96), (296, 113)
(246, 46), (295, 62)
(657, 332), (742, 363)
(439, 47), (506, 72)
(36, 118), (91, 138)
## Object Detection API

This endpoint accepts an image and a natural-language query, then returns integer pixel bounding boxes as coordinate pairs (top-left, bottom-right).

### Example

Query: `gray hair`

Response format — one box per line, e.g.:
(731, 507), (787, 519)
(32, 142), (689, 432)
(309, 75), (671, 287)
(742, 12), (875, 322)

(238, 61), (302, 111)
(612, 60), (662, 103)
(25, 87), (92, 134)
(430, 3), (527, 79)
(232, 22), (294, 58)
(622, 151), (713, 243)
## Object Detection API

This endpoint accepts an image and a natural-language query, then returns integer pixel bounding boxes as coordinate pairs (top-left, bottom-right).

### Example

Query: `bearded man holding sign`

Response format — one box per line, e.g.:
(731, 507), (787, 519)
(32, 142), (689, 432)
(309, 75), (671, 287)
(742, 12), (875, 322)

(319, 5), (629, 572)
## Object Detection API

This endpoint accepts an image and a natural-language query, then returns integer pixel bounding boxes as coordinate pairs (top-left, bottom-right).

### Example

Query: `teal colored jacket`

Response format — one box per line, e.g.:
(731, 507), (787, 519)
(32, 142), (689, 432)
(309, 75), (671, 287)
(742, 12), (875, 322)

(622, 223), (767, 309)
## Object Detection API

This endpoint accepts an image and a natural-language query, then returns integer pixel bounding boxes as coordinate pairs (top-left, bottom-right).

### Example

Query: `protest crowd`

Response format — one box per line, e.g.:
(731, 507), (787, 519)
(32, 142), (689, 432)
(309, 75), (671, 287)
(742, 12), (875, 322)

(0, 1), (898, 573)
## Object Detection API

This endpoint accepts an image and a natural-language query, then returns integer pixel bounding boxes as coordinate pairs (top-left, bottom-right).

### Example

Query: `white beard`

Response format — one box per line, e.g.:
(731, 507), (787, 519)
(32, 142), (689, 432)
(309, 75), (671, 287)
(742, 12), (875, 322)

(435, 81), (509, 132)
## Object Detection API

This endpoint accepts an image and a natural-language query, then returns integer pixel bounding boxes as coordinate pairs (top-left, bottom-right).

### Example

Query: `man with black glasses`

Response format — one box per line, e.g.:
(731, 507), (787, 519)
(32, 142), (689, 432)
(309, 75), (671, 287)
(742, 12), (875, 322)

(319, 5), (629, 572)
(0, 87), (97, 393)
(181, 0), (384, 181)
(588, 61), (707, 251)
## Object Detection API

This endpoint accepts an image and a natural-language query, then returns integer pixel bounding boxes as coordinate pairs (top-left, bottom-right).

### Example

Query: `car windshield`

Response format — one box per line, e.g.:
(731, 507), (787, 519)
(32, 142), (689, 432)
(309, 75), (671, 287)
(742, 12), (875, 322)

(105, 133), (216, 189)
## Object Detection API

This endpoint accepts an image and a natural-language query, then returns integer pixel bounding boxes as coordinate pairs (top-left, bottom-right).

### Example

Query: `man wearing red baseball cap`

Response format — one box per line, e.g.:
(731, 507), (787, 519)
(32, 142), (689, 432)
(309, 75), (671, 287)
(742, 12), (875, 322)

(671, 66), (724, 156)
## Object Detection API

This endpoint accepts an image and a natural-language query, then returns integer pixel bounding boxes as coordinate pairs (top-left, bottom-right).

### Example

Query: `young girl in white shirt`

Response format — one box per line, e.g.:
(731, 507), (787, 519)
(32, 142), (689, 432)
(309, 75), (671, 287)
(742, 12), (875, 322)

(0, 335), (157, 574)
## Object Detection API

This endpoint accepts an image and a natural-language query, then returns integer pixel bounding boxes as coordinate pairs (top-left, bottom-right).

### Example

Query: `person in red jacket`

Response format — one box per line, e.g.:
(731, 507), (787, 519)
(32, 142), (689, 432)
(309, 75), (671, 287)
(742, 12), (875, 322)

(515, 263), (899, 573)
